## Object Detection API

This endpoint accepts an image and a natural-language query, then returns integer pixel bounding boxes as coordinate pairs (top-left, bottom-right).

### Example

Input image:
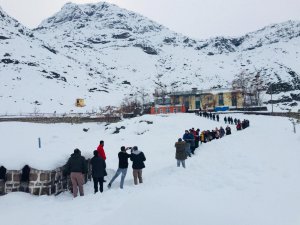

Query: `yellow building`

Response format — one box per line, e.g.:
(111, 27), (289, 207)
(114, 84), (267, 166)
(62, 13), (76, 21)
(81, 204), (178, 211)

(75, 98), (85, 107)
(169, 88), (243, 111)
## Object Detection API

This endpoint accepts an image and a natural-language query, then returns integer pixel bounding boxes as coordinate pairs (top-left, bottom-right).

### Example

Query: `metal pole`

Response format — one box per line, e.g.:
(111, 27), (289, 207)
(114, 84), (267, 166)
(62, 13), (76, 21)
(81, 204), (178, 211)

(270, 84), (273, 115)
(38, 137), (41, 149)
(271, 92), (273, 114)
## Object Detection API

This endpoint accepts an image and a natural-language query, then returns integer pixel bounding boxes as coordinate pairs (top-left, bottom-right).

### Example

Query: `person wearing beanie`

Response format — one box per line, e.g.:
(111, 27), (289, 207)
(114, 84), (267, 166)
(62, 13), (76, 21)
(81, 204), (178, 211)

(64, 148), (88, 197)
(107, 146), (131, 189)
(90, 150), (106, 193)
(175, 138), (187, 168)
(130, 146), (146, 185)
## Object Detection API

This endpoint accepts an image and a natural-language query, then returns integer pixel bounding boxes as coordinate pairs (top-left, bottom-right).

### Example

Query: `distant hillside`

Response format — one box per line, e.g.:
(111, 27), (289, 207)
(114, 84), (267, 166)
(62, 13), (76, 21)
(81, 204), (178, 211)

(0, 3), (300, 113)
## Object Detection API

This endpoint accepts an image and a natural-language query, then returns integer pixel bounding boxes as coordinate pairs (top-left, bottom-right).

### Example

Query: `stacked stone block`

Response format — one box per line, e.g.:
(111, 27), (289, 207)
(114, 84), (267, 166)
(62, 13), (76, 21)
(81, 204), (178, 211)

(0, 160), (91, 196)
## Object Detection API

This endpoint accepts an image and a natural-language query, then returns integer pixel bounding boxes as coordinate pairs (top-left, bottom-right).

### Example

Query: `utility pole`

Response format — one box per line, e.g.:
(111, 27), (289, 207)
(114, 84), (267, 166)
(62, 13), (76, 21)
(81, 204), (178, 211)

(270, 84), (273, 115)
(292, 121), (296, 133)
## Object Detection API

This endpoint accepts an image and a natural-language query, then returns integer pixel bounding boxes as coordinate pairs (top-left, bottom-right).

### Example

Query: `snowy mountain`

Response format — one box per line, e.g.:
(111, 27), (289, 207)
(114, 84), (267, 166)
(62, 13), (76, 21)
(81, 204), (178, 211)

(1, 2), (300, 114)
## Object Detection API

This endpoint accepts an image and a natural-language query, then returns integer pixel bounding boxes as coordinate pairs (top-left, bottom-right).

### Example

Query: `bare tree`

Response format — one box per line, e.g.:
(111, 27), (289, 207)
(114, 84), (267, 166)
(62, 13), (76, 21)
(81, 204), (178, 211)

(250, 72), (265, 106)
(153, 85), (169, 105)
(232, 71), (265, 108)
(137, 87), (150, 113)
(232, 71), (251, 108)
(120, 96), (142, 115)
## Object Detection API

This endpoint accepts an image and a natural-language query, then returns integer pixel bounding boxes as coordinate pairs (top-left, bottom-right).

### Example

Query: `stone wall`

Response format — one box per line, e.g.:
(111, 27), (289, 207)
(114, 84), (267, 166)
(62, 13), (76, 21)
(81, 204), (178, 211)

(0, 116), (121, 124)
(0, 162), (91, 196)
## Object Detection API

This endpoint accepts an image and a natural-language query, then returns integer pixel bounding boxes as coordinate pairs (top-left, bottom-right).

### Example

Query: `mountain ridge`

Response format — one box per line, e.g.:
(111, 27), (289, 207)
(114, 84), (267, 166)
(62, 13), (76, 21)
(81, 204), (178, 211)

(0, 2), (300, 113)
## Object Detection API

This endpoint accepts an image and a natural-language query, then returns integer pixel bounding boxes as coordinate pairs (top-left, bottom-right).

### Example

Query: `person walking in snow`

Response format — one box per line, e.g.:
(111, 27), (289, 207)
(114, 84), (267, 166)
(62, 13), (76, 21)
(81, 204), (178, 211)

(188, 129), (196, 154)
(224, 116), (227, 124)
(219, 126), (225, 138)
(108, 146), (131, 189)
(183, 130), (192, 157)
(96, 140), (107, 182)
(225, 125), (231, 135)
(64, 148), (87, 197)
(90, 150), (106, 194)
(236, 122), (242, 130)
(215, 127), (220, 139)
(175, 138), (187, 168)
(234, 118), (238, 125)
(216, 114), (219, 122)
(97, 140), (106, 160)
(200, 131), (205, 144)
(191, 128), (198, 149)
(195, 128), (200, 148)
(130, 146), (146, 185)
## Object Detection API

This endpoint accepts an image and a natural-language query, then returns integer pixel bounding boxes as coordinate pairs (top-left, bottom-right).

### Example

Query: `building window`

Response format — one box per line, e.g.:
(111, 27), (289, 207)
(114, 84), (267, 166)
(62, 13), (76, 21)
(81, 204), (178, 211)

(160, 109), (163, 114)
(173, 96), (180, 104)
(166, 107), (170, 113)
(155, 108), (159, 114)
(218, 93), (224, 106)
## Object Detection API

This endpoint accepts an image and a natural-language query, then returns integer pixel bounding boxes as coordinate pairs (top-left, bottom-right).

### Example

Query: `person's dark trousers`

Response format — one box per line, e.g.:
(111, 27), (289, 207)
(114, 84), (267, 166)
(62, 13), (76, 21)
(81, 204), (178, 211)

(93, 177), (104, 193)
(195, 140), (199, 148)
(190, 146), (195, 154)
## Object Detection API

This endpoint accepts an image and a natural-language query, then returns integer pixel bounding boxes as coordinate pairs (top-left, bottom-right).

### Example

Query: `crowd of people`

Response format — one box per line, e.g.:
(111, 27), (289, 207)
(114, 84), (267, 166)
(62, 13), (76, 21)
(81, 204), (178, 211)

(64, 113), (250, 197)
(175, 113), (250, 168)
(64, 141), (146, 197)
(224, 116), (250, 130)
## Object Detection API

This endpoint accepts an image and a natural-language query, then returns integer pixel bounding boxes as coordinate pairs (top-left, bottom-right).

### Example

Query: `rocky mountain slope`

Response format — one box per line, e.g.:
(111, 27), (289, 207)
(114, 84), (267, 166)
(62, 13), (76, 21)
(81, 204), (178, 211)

(0, 2), (300, 114)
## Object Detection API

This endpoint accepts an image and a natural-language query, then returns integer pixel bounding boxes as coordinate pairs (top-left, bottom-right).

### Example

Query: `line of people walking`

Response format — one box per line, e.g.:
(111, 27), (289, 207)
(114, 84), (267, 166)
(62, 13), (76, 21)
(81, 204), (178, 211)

(175, 126), (231, 169)
(175, 115), (250, 168)
(196, 111), (220, 122)
(195, 111), (251, 131)
(64, 140), (146, 198)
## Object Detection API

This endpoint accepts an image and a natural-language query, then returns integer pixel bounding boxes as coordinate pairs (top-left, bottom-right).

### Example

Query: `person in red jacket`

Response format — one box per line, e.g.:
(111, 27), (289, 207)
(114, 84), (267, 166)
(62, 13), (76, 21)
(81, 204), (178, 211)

(97, 140), (106, 160)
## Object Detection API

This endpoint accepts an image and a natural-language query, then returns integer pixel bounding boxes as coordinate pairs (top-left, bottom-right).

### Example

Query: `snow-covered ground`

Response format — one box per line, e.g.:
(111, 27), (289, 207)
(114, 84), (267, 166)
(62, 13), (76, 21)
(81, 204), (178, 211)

(0, 113), (300, 225)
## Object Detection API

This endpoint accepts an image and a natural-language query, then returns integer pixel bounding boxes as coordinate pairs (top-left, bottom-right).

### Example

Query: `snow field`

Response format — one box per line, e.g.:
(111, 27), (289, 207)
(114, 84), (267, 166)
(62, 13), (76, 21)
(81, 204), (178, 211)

(0, 113), (300, 225)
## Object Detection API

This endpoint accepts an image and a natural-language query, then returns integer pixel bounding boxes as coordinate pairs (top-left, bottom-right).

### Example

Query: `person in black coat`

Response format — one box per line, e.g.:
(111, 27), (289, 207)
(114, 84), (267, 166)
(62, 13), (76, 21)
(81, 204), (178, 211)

(130, 146), (146, 185)
(216, 114), (219, 122)
(90, 150), (106, 193)
(64, 149), (88, 197)
(225, 126), (231, 135)
(108, 146), (131, 189)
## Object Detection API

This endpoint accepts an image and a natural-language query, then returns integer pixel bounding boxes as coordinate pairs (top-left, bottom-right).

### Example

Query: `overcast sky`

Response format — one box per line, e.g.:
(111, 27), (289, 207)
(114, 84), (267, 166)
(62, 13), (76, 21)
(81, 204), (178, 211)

(0, 0), (300, 39)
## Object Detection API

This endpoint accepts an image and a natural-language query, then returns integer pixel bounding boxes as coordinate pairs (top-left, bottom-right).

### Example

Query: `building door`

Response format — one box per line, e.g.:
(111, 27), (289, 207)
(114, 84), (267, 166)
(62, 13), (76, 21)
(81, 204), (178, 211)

(195, 96), (201, 110)
(231, 93), (237, 107)
(184, 101), (189, 112)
